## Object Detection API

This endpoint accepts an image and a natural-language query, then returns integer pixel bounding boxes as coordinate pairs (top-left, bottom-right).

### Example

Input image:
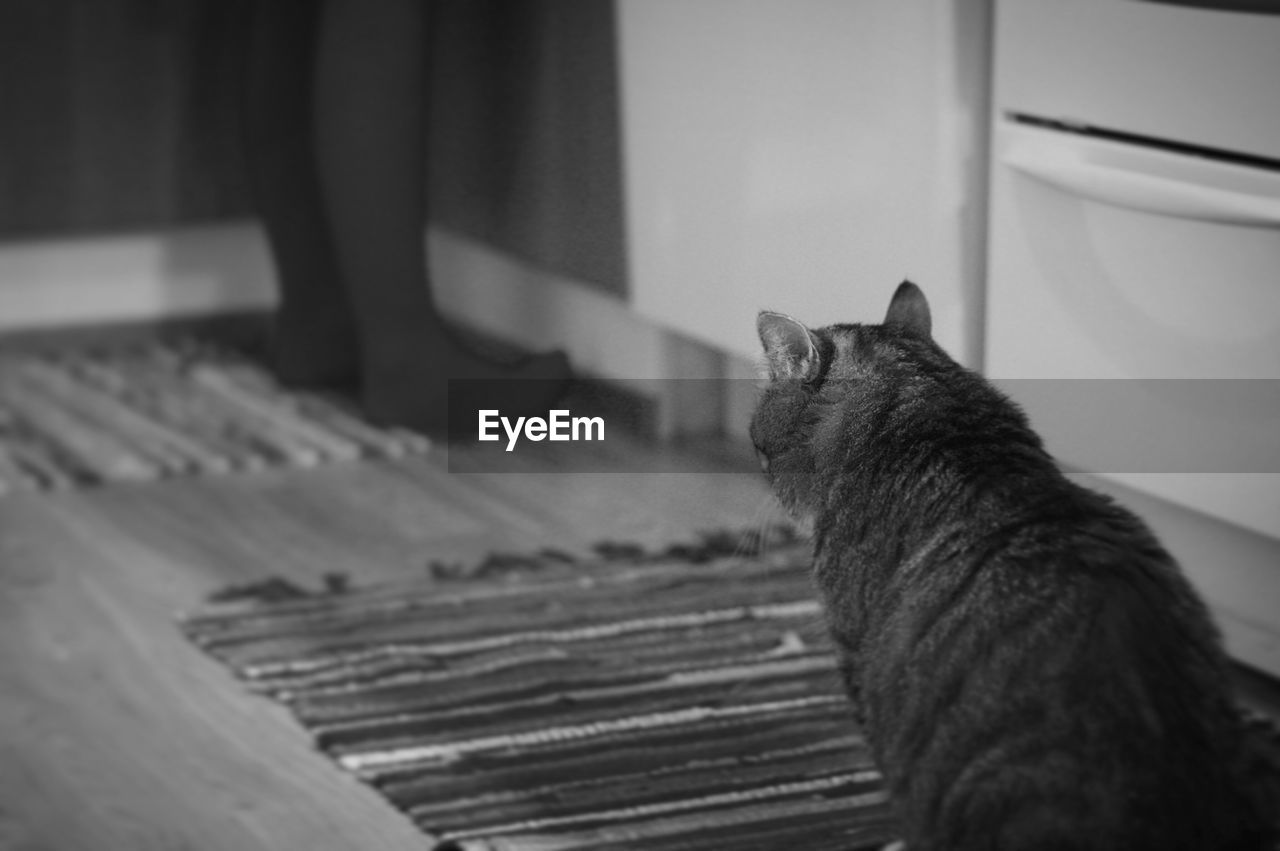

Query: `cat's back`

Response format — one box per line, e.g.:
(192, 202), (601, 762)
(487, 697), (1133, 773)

(847, 481), (1273, 851)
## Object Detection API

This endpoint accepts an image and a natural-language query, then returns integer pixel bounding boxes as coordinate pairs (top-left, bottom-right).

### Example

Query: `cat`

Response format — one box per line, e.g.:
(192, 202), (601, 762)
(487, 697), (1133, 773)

(750, 281), (1278, 850)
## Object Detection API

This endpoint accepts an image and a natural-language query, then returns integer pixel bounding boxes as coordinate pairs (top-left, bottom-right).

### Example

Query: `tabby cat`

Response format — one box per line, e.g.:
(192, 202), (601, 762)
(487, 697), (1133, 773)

(750, 282), (1276, 850)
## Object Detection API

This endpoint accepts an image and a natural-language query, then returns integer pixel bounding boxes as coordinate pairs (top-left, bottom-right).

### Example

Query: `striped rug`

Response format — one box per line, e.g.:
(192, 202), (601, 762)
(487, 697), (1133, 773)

(181, 535), (1280, 850)
(0, 340), (427, 492)
(181, 535), (902, 850)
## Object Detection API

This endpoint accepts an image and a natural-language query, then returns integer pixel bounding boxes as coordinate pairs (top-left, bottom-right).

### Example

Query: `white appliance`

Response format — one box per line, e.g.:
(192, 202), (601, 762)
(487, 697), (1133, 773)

(986, 0), (1280, 674)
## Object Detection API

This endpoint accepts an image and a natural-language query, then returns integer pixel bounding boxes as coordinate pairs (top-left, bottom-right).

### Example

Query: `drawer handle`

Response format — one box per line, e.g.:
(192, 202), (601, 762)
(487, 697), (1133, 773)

(1003, 142), (1280, 228)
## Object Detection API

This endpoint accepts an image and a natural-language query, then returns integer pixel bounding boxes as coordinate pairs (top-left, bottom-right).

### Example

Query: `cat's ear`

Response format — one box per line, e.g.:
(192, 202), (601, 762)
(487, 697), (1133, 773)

(757, 311), (820, 381)
(884, 280), (932, 339)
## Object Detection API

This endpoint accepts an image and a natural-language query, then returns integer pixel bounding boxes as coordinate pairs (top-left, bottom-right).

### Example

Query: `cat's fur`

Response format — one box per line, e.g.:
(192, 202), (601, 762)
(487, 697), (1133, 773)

(750, 282), (1277, 850)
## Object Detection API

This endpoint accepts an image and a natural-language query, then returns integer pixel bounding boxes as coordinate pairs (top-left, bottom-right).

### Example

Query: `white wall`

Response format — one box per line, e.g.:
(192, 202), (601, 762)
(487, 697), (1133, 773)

(617, 0), (992, 368)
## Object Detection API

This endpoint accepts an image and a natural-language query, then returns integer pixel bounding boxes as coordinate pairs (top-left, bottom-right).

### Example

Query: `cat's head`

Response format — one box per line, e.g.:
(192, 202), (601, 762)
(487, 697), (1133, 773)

(749, 281), (942, 518)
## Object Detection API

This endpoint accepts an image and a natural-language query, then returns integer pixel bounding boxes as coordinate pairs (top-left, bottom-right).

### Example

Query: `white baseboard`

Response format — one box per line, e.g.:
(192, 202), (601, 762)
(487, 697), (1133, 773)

(427, 227), (675, 380)
(0, 222), (279, 332)
(0, 221), (719, 386)
(429, 227), (736, 437)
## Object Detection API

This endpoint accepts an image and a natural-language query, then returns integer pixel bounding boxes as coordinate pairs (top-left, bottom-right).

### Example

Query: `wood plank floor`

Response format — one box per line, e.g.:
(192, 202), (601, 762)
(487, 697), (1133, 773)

(3, 426), (1278, 850)
(0, 437), (780, 850)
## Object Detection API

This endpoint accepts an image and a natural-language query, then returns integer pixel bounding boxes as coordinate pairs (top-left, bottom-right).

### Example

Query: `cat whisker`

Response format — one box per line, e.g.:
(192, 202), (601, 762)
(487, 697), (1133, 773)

(732, 494), (783, 561)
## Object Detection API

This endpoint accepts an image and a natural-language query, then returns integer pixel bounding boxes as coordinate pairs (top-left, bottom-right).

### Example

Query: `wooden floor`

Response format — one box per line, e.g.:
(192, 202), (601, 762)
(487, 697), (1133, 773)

(0, 434), (780, 850)
(3, 419), (1278, 850)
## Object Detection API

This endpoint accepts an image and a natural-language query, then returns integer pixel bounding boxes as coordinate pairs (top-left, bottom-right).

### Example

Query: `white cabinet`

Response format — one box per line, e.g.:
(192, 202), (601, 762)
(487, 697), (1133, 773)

(986, 0), (1280, 538)
(985, 0), (1280, 673)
